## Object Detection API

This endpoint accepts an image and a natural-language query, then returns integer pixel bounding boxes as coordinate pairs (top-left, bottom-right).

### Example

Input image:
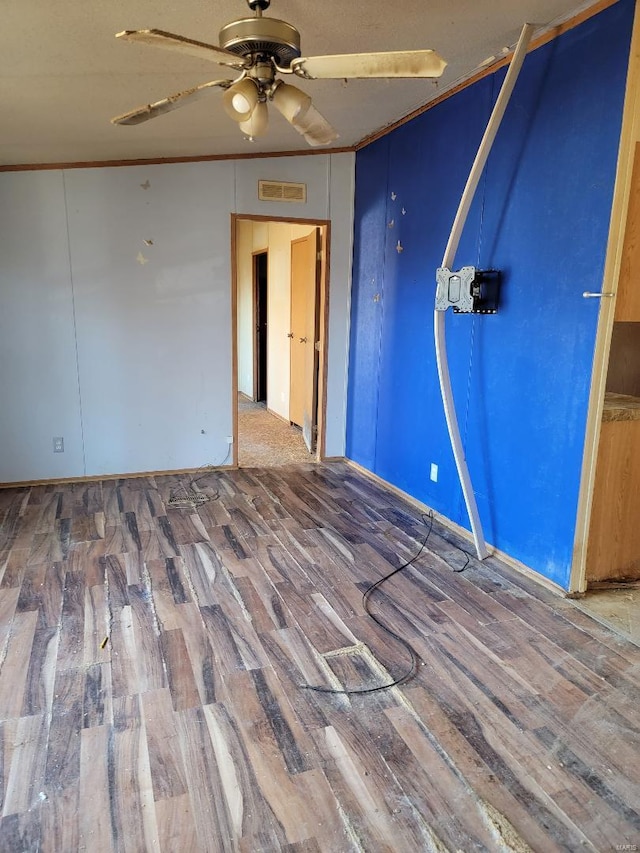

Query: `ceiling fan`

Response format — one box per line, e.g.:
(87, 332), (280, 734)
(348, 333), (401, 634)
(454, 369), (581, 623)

(111, 0), (447, 146)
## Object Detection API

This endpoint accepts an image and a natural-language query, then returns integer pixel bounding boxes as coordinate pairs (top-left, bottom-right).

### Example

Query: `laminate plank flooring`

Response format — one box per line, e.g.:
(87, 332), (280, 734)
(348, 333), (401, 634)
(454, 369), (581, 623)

(0, 462), (639, 851)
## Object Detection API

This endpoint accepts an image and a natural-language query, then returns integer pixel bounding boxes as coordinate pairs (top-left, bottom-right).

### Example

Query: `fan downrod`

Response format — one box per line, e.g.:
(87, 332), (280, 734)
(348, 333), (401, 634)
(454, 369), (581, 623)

(247, 0), (271, 12)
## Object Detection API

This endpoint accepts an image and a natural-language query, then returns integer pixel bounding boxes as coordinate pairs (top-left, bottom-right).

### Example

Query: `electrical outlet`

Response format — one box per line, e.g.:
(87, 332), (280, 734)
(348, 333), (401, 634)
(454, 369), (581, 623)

(226, 436), (234, 444)
(53, 436), (64, 453)
(430, 463), (438, 482)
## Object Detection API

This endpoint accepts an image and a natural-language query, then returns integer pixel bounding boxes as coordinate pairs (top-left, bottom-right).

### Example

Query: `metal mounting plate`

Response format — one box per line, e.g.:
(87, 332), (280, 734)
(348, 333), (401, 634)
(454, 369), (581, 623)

(435, 266), (500, 314)
(436, 266), (477, 312)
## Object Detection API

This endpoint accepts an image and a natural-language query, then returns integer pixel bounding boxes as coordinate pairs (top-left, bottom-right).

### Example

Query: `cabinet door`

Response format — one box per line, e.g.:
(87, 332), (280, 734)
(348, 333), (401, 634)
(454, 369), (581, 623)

(586, 418), (640, 581)
(616, 142), (640, 321)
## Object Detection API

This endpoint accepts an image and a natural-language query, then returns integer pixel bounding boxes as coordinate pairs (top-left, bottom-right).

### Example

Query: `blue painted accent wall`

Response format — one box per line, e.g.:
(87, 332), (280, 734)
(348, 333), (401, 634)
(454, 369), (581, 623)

(346, 0), (635, 588)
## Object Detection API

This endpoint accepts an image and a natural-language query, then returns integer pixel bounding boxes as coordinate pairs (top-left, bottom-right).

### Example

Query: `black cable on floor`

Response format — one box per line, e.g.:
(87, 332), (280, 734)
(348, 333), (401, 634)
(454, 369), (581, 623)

(167, 450), (231, 509)
(300, 508), (478, 696)
(301, 511), (435, 696)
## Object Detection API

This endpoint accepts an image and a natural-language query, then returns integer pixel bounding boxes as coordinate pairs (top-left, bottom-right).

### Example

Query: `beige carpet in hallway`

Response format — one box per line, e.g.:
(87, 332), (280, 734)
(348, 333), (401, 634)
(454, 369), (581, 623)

(238, 396), (315, 467)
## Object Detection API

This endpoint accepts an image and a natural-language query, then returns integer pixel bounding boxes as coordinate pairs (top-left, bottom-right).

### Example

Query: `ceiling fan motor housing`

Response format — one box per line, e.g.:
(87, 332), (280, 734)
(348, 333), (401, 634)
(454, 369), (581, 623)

(219, 16), (302, 67)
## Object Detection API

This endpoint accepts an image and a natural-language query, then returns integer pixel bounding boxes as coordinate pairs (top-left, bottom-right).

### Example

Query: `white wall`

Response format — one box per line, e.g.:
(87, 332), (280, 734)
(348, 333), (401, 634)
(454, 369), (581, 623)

(236, 219), (271, 400)
(0, 172), (84, 481)
(325, 154), (355, 457)
(64, 162), (235, 476)
(0, 152), (354, 482)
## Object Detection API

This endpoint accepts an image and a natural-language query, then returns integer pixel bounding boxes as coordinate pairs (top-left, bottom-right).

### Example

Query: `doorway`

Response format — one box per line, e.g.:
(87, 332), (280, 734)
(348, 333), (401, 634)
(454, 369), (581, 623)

(571, 12), (640, 643)
(232, 215), (329, 468)
(573, 140), (640, 644)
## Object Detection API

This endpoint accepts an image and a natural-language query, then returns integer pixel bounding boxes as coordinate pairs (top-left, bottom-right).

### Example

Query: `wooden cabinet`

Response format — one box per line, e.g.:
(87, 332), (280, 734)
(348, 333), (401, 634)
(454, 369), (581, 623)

(585, 395), (640, 583)
(586, 144), (640, 585)
(606, 322), (640, 397)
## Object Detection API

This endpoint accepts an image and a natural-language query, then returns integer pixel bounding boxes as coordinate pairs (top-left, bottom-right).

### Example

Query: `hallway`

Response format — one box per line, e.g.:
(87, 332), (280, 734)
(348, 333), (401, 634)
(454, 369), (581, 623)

(237, 395), (314, 467)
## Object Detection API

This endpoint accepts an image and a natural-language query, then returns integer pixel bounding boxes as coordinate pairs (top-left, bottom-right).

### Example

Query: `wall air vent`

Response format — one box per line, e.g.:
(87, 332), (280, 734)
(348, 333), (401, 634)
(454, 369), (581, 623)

(258, 180), (307, 203)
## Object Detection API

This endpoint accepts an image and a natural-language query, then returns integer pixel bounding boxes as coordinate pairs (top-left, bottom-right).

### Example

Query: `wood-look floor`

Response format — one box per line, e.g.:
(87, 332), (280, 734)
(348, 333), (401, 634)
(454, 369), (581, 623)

(0, 462), (639, 852)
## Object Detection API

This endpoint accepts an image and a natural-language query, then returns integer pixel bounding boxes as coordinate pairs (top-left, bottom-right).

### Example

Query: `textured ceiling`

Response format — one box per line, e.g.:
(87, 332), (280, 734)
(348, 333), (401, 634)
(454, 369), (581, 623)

(2, 0), (601, 165)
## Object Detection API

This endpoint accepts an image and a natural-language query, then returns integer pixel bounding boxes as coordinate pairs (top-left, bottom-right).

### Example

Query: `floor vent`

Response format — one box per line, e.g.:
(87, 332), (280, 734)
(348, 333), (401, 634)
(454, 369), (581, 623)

(258, 180), (306, 203)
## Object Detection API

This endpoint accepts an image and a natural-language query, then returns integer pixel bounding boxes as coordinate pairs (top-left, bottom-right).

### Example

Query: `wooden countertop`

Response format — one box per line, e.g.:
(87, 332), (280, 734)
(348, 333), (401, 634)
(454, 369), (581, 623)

(603, 392), (640, 422)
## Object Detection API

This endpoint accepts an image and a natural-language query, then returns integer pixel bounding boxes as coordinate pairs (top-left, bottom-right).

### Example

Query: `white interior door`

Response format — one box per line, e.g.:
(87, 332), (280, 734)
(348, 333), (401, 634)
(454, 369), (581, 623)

(289, 228), (320, 451)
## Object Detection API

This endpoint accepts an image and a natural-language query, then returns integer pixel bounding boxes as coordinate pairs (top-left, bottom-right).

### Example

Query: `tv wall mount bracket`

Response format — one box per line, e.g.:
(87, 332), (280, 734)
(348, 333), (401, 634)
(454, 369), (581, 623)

(435, 266), (501, 314)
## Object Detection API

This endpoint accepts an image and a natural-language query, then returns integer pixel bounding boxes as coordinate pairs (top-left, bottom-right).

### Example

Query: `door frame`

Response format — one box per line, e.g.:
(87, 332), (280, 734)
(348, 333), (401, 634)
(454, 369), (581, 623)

(252, 249), (268, 403)
(569, 3), (640, 593)
(231, 213), (331, 467)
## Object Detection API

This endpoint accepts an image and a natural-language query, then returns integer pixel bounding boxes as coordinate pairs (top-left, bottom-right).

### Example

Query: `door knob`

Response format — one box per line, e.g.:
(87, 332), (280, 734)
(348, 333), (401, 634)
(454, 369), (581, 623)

(299, 337), (307, 343)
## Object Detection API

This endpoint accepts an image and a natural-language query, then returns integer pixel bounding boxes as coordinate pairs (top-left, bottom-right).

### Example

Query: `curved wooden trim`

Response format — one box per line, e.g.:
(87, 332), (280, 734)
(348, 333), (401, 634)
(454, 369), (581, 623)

(317, 222), (332, 462)
(231, 214), (240, 468)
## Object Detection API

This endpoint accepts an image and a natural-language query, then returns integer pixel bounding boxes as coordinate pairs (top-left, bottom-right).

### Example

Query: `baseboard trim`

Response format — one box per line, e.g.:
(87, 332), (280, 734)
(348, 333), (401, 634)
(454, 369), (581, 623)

(0, 463), (235, 489)
(266, 406), (292, 425)
(344, 458), (568, 598)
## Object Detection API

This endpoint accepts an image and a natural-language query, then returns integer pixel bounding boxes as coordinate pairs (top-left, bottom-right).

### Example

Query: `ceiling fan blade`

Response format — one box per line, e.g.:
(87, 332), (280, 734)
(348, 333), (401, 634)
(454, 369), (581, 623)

(291, 49), (447, 80)
(116, 29), (247, 70)
(284, 103), (339, 147)
(111, 80), (231, 126)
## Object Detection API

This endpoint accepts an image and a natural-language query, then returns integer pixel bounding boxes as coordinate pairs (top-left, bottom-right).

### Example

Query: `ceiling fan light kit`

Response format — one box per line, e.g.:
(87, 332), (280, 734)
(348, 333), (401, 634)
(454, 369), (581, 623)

(291, 105), (340, 146)
(239, 100), (269, 138)
(112, 0), (447, 146)
(271, 82), (312, 124)
(223, 77), (260, 121)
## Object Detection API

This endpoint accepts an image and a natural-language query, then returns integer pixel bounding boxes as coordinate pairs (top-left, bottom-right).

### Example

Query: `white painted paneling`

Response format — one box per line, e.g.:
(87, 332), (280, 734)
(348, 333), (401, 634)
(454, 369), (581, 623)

(0, 171), (84, 482)
(325, 153), (355, 457)
(234, 156), (330, 220)
(236, 220), (254, 398)
(266, 222), (293, 420)
(0, 152), (353, 482)
(65, 162), (235, 476)
(252, 222), (268, 251)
